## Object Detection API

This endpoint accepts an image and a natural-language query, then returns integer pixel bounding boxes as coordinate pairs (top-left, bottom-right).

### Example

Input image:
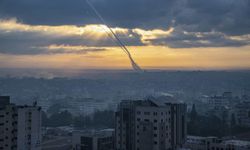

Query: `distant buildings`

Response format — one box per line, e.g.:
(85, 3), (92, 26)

(0, 96), (41, 150)
(233, 101), (250, 127)
(72, 129), (114, 150)
(184, 136), (250, 150)
(115, 97), (187, 150)
(208, 92), (233, 109)
(197, 92), (250, 127)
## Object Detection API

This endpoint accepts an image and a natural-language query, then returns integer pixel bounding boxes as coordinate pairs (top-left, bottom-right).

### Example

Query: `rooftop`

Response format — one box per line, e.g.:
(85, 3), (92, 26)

(73, 129), (114, 138)
(223, 140), (250, 146)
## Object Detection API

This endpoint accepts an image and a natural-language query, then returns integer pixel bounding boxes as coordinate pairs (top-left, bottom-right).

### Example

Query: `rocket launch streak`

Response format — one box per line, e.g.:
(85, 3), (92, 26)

(86, 0), (143, 72)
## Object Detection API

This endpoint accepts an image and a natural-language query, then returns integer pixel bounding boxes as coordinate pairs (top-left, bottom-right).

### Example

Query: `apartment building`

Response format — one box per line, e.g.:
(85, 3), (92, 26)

(115, 97), (187, 150)
(0, 96), (41, 150)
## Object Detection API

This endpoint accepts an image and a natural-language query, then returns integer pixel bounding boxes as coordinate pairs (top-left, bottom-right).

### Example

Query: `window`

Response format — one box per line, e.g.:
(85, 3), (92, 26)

(153, 112), (157, 116)
(154, 134), (157, 137)
(154, 127), (157, 130)
(154, 141), (158, 145)
(144, 112), (150, 115)
(137, 111), (141, 115)
(154, 120), (157, 123)
(137, 118), (141, 121)
(144, 119), (149, 122)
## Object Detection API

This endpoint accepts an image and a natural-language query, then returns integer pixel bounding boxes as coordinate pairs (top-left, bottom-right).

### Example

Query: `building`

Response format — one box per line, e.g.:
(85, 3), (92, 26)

(0, 96), (41, 150)
(208, 92), (232, 110)
(115, 96), (187, 150)
(184, 136), (219, 150)
(72, 129), (114, 150)
(184, 136), (250, 150)
(233, 101), (250, 127)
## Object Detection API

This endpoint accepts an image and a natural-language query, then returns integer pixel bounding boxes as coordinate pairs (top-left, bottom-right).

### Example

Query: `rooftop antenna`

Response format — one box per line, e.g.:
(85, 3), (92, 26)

(86, 0), (143, 72)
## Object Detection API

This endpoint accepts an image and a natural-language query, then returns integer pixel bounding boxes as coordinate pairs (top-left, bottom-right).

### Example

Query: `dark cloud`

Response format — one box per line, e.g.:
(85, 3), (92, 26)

(0, 0), (174, 29)
(0, 0), (249, 35)
(144, 28), (250, 48)
(175, 0), (250, 36)
(0, 0), (250, 52)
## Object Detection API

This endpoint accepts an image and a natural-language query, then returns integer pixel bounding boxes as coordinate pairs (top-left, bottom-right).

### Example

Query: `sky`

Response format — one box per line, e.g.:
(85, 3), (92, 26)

(0, 0), (250, 70)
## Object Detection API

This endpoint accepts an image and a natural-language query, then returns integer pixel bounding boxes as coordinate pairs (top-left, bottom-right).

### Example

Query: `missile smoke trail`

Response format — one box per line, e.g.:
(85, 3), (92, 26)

(85, 0), (143, 72)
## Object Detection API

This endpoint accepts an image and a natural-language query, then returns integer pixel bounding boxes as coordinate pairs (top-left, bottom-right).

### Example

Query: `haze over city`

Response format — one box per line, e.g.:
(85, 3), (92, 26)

(0, 0), (250, 150)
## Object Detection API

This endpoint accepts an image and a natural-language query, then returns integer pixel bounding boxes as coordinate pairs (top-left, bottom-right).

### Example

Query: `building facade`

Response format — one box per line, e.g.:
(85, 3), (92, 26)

(72, 129), (114, 150)
(184, 136), (250, 150)
(0, 96), (41, 150)
(234, 101), (250, 127)
(208, 92), (233, 110)
(115, 98), (187, 150)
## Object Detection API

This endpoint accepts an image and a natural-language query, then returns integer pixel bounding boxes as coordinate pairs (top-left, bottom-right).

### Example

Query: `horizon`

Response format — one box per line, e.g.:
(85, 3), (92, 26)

(1, 67), (250, 79)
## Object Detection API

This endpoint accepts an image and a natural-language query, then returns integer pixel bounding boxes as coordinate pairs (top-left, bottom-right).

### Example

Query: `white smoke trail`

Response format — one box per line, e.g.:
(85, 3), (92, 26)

(85, 0), (143, 72)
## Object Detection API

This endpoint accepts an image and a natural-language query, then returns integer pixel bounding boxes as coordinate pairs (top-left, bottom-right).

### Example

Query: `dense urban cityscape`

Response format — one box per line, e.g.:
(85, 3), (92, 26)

(1, 71), (250, 150)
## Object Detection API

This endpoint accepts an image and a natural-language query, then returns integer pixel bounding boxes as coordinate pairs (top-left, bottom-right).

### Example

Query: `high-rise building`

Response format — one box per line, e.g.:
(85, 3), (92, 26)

(0, 96), (41, 150)
(115, 97), (187, 150)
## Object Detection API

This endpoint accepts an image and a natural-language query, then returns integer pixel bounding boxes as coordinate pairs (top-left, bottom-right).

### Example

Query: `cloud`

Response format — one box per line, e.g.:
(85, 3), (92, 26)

(35, 44), (106, 54)
(0, 18), (120, 37)
(0, 0), (175, 29)
(175, 0), (250, 36)
(0, 19), (143, 55)
(1, 18), (250, 55)
(133, 28), (174, 44)
(145, 27), (250, 48)
(0, 0), (249, 35)
(1, 0), (249, 50)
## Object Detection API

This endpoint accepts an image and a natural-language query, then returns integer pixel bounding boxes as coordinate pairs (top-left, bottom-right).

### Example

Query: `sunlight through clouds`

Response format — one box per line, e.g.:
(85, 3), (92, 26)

(0, 18), (250, 70)
(133, 27), (174, 44)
